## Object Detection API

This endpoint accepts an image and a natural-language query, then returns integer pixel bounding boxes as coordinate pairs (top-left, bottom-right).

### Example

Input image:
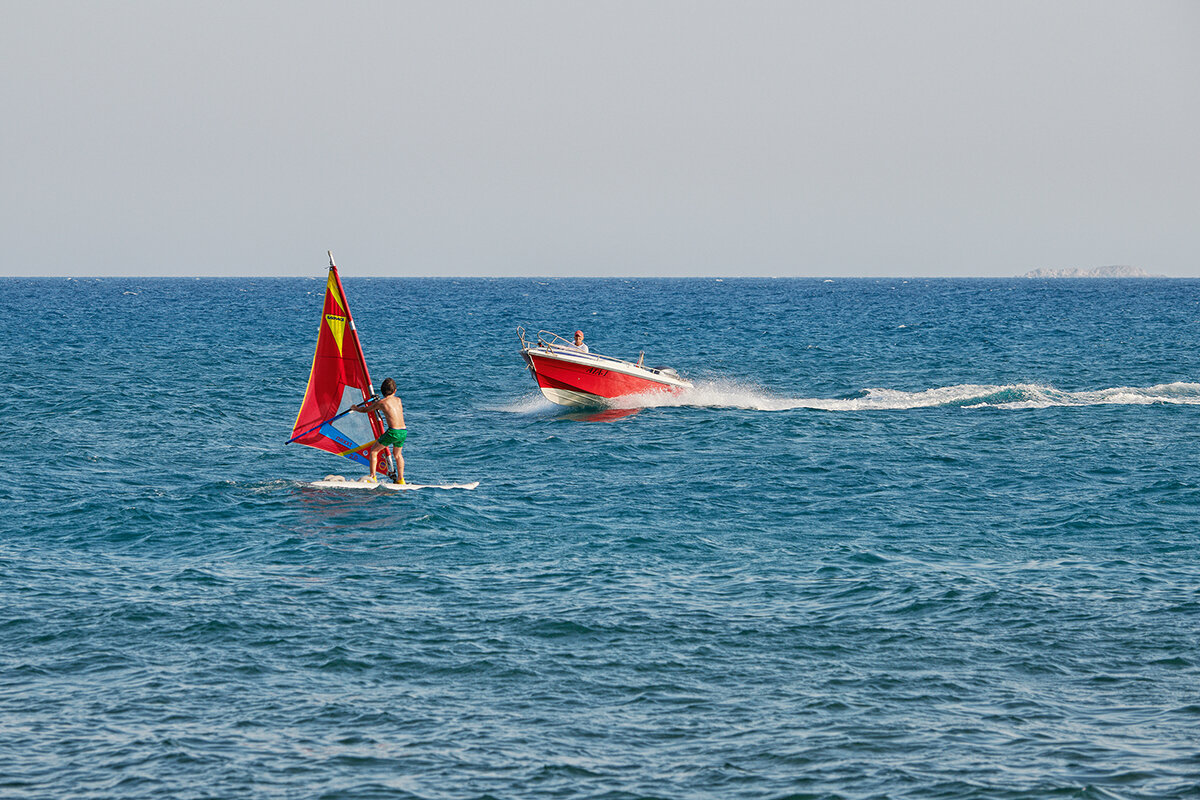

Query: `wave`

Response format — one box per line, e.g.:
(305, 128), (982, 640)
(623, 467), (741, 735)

(614, 380), (1200, 412)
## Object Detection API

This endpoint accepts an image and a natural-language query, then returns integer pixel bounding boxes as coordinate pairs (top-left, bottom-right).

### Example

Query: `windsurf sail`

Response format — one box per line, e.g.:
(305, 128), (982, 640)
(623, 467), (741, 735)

(287, 252), (392, 476)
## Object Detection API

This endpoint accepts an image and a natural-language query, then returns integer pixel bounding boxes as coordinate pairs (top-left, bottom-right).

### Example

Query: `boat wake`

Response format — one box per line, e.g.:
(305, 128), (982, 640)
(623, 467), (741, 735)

(610, 380), (1200, 412)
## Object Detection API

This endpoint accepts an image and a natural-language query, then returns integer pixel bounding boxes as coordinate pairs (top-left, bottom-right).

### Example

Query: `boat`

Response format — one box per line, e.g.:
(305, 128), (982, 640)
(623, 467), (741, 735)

(285, 252), (396, 480)
(518, 327), (693, 407)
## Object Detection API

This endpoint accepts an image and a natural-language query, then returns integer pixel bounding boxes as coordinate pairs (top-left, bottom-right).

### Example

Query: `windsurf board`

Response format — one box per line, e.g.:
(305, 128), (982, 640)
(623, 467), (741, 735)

(310, 475), (479, 491)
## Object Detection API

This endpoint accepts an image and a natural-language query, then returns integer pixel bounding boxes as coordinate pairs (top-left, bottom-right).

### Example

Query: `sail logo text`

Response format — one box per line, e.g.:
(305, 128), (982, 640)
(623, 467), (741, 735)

(324, 312), (349, 355)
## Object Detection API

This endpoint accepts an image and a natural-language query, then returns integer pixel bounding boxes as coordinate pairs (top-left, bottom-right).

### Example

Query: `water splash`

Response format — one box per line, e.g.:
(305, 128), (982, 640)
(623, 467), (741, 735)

(491, 394), (558, 414)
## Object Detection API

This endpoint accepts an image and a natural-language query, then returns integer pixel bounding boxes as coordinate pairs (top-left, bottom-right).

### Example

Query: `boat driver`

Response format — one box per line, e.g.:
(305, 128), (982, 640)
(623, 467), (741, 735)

(569, 330), (589, 353)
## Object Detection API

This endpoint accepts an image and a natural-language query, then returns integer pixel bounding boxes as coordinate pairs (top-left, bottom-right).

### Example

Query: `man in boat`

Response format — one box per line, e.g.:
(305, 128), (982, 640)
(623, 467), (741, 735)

(568, 330), (589, 353)
(352, 377), (407, 484)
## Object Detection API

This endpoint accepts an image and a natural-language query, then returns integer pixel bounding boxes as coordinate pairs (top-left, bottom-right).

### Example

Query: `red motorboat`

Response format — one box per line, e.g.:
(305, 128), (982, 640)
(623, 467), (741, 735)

(518, 328), (693, 407)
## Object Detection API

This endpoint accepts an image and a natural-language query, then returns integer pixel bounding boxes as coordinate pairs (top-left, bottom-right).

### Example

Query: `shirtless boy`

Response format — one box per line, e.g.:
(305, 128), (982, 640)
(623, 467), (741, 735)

(353, 377), (406, 484)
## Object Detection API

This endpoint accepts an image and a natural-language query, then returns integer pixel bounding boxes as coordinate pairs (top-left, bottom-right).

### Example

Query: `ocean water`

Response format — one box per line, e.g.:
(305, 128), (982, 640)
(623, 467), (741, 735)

(3, 276), (1200, 799)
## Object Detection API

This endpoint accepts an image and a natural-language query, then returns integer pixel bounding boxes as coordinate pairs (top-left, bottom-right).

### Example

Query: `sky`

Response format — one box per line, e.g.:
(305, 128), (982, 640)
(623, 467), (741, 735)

(2, 1), (1197, 277)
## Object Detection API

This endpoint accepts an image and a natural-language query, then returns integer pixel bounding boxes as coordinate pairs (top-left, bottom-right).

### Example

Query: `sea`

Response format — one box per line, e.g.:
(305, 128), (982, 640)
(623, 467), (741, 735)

(3, 276), (1200, 800)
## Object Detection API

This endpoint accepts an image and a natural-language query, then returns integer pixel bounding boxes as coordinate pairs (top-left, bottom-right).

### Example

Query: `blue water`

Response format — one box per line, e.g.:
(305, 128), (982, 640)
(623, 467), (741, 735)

(3, 276), (1200, 799)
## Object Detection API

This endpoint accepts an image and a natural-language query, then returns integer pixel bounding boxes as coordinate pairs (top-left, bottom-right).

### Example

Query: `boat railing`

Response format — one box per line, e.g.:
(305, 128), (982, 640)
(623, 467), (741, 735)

(517, 327), (681, 379)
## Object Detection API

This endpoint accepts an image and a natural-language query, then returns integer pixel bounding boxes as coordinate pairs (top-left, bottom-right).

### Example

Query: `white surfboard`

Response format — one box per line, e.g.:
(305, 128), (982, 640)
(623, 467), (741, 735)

(310, 475), (479, 491)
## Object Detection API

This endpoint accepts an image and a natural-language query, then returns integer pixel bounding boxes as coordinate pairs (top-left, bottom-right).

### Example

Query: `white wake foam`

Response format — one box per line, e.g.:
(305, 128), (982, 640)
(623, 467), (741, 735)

(610, 380), (1200, 412)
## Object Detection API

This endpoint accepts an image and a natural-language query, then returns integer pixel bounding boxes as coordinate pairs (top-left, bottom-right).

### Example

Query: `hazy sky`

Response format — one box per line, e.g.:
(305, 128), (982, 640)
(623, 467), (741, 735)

(2, 1), (1197, 277)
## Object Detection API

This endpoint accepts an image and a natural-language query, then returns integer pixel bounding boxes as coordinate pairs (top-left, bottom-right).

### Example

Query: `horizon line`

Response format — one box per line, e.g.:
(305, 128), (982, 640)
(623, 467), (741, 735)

(3, 274), (1193, 280)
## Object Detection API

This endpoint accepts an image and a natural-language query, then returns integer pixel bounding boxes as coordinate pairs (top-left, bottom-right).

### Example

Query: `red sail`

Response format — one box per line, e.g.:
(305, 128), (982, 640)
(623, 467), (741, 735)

(289, 254), (388, 473)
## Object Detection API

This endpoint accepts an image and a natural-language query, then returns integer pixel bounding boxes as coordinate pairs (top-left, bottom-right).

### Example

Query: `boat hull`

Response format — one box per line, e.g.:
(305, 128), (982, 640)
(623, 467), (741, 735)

(522, 349), (691, 407)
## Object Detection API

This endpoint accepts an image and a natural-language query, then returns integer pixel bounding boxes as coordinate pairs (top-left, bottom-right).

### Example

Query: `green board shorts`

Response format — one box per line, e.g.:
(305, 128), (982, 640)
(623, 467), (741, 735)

(378, 428), (407, 447)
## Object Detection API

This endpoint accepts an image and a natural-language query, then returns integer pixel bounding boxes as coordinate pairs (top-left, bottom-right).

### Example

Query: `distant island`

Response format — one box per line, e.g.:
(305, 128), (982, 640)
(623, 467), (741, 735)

(1021, 265), (1162, 278)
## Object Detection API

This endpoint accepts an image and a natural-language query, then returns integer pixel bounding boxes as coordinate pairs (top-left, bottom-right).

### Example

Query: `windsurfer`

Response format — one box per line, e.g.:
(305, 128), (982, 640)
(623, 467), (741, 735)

(353, 377), (406, 484)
